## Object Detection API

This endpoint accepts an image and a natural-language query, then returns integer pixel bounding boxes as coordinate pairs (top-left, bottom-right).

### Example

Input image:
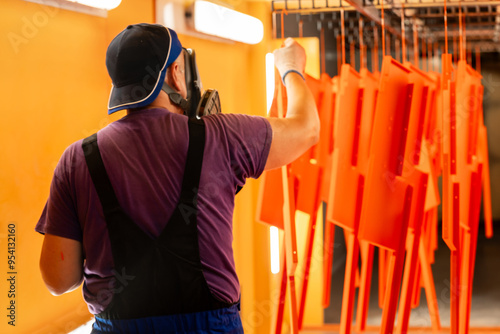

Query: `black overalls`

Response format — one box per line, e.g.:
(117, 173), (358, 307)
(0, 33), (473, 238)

(82, 118), (242, 333)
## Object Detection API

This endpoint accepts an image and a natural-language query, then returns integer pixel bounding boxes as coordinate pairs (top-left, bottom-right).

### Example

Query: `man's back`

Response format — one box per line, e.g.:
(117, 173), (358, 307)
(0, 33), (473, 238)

(36, 107), (271, 314)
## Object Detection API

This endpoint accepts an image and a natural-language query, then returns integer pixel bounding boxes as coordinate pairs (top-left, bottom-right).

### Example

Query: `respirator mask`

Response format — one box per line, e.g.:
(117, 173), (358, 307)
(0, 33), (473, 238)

(162, 48), (221, 118)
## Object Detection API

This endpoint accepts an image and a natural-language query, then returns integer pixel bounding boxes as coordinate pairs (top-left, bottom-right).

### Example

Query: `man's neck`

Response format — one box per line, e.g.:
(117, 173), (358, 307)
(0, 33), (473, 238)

(127, 92), (184, 115)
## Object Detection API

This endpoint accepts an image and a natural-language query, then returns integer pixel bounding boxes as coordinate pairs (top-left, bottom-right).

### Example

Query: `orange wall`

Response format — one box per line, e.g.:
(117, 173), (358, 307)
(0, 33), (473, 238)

(0, 0), (275, 333)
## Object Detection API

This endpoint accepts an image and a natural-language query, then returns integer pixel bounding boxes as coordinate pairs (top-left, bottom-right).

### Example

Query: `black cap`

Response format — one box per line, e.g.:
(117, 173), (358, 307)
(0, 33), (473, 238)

(106, 23), (183, 114)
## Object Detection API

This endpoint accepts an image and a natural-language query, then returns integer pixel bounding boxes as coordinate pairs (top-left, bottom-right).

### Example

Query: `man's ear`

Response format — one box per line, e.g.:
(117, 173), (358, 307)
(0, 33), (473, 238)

(169, 62), (184, 92)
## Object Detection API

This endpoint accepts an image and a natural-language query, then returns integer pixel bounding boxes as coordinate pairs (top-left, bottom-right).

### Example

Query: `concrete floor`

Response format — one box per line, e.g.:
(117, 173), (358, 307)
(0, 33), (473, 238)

(323, 221), (500, 331)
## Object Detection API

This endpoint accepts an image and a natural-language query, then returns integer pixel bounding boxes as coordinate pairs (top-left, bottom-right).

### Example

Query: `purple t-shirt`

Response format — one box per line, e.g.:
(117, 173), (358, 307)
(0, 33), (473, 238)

(35, 108), (272, 314)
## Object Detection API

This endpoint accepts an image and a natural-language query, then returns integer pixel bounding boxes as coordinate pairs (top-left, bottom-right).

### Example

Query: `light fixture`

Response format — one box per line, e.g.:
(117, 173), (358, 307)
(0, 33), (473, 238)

(270, 226), (280, 274)
(23, 0), (121, 17)
(158, 0), (264, 45)
(189, 1), (264, 44)
(266, 53), (275, 113)
(64, 0), (121, 10)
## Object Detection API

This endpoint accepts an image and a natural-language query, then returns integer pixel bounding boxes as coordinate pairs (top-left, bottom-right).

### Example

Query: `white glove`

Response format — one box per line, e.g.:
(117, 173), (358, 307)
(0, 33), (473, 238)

(273, 38), (306, 82)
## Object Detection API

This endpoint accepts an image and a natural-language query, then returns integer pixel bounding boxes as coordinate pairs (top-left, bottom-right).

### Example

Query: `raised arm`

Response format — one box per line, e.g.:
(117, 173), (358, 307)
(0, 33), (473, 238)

(264, 38), (320, 171)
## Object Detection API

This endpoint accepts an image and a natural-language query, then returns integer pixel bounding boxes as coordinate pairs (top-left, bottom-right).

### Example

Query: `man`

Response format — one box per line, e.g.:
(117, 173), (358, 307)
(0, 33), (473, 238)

(36, 23), (318, 333)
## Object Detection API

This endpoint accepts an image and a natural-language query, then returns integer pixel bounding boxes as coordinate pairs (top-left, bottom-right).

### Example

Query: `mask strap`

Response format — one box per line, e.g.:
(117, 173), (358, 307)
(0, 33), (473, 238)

(162, 82), (190, 114)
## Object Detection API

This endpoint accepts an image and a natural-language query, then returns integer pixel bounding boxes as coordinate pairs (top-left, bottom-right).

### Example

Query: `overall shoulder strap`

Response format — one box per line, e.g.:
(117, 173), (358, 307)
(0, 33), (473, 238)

(179, 117), (206, 206)
(82, 133), (121, 216)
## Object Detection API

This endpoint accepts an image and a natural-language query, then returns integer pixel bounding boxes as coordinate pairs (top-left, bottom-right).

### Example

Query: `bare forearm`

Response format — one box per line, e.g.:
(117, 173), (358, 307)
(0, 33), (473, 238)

(265, 75), (319, 170)
(284, 73), (319, 138)
(39, 234), (84, 296)
(264, 38), (320, 171)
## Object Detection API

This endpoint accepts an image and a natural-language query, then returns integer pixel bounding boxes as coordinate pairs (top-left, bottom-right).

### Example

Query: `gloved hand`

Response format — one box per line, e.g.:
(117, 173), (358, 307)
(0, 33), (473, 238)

(273, 38), (306, 82)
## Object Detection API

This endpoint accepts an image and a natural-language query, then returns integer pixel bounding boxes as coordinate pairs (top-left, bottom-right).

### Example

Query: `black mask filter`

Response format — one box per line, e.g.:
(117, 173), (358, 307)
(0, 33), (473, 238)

(162, 48), (221, 118)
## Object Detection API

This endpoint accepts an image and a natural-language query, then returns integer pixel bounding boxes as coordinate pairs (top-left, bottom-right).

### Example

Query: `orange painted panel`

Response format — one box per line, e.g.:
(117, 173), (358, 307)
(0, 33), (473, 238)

(295, 162), (322, 216)
(358, 56), (413, 251)
(320, 76), (339, 203)
(327, 64), (362, 232)
(455, 60), (481, 230)
(357, 68), (379, 175)
(441, 53), (459, 250)
(478, 125), (493, 238)
(313, 73), (335, 169)
(256, 168), (284, 229)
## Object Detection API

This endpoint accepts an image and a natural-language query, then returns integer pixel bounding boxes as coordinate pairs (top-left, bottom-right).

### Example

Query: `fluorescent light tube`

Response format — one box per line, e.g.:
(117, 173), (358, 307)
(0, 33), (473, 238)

(266, 53), (275, 114)
(23, 0), (121, 16)
(68, 0), (121, 10)
(270, 226), (280, 274)
(191, 1), (264, 44)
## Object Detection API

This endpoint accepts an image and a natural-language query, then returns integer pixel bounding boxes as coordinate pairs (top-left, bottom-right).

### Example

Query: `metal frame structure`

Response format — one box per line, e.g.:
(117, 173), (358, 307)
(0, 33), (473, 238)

(272, 0), (500, 51)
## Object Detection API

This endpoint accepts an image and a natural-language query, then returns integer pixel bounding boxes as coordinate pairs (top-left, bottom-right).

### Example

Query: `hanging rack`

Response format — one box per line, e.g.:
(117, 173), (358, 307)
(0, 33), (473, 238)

(272, 0), (500, 52)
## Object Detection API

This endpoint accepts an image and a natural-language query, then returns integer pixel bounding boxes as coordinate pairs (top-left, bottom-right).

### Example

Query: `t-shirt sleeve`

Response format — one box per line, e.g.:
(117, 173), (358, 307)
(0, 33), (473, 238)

(35, 144), (83, 242)
(207, 113), (272, 182)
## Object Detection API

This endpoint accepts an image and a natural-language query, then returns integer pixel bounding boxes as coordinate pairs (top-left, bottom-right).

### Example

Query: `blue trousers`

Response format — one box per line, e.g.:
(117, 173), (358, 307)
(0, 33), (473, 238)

(91, 304), (243, 333)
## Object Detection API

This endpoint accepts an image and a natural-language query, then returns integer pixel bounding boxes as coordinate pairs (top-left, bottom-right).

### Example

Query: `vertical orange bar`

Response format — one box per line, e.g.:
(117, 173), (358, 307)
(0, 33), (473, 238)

(374, 26), (379, 73)
(413, 21), (419, 66)
(381, 0), (386, 56)
(450, 82), (457, 174)
(401, 4), (406, 63)
(396, 229), (417, 334)
(444, 0), (449, 54)
(297, 213), (316, 329)
(287, 275), (299, 334)
(397, 173), (429, 334)
(450, 184), (460, 334)
(341, 8), (346, 65)
(282, 169), (298, 334)
(355, 242), (375, 331)
(459, 167), (483, 334)
(273, 251), (287, 334)
(297, 170), (322, 329)
(419, 237), (442, 333)
(340, 232), (360, 334)
(411, 256), (422, 308)
(480, 126), (493, 238)
(276, 58), (299, 333)
(339, 174), (364, 333)
(337, 35), (342, 75)
(380, 187), (413, 334)
(459, 230), (472, 334)
(378, 248), (387, 308)
(322, 221), (335, 308)
(459, 6), (464, 61)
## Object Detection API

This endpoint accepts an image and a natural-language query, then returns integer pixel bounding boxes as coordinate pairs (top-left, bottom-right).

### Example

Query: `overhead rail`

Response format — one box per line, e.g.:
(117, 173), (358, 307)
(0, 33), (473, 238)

(272, 0), (500, 51)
